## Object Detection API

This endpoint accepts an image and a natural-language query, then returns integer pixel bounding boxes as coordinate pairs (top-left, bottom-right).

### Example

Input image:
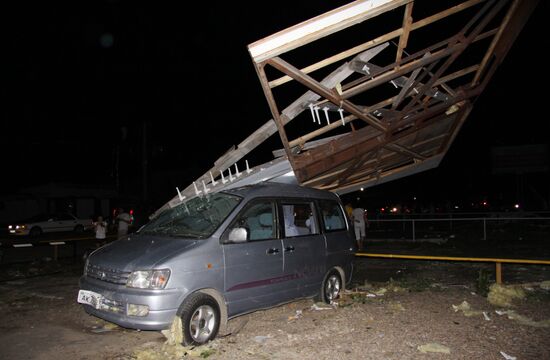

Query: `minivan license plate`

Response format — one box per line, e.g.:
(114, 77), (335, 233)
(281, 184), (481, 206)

(78, 289), (102, 308)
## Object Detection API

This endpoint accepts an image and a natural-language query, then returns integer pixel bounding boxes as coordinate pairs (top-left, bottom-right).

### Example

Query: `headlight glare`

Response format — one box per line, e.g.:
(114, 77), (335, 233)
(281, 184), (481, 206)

(126, 269), (170, 289)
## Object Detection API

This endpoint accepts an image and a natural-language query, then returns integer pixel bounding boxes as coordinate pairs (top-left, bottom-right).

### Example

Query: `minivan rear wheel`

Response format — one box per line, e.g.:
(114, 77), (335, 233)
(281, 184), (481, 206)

(316, 270), (342, 304)
(179, 293), (220, 345)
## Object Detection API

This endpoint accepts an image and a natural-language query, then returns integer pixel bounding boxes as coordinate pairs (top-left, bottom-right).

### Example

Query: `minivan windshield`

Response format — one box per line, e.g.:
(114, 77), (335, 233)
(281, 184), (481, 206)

(140, 192), (241, 238)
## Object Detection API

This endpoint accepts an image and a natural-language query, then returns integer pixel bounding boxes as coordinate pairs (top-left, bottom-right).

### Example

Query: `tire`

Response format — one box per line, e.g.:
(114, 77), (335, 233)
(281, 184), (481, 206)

(29, 227), (42, 237)
(316, 270), (342, 304)
(74, 224), (84, 233)
(179, 293), (220, 345)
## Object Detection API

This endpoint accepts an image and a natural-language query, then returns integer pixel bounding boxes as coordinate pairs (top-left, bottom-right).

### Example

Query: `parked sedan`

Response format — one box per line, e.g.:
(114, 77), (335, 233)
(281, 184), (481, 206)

(8, 213), (93, 236)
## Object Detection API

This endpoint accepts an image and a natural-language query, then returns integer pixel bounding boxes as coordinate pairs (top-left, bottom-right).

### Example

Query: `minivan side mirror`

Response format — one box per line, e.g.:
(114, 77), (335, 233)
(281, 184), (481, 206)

(227, 227), (248, 243)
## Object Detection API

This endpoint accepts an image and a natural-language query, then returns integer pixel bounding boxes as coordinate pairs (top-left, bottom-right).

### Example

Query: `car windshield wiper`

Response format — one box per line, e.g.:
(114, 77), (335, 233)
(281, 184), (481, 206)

(167, 232), (205, 239)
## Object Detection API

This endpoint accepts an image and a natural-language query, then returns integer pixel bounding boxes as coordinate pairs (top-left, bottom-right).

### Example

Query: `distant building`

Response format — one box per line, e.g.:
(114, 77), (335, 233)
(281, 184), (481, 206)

(0, 183), (118, 224)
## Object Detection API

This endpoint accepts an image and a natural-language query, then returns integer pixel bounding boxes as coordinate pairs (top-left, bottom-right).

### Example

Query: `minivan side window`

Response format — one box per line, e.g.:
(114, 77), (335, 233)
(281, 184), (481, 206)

(227, 201), (276, 241)
(281, 202), (319, 237)
(318, 200), (346, 232)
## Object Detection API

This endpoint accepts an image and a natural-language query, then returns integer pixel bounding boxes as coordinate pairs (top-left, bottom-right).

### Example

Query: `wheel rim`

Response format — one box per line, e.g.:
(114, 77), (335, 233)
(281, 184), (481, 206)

(189, 305), (216, 343)
(325, 274), (341, 301)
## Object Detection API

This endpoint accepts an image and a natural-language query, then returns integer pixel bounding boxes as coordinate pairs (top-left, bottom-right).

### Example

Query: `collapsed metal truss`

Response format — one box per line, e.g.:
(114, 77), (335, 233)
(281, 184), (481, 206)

(154, 0), (538, 216)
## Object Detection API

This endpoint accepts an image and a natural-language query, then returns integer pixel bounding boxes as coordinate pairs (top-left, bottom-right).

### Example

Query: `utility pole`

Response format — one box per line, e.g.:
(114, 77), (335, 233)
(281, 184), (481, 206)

(142, 120), (148, 202)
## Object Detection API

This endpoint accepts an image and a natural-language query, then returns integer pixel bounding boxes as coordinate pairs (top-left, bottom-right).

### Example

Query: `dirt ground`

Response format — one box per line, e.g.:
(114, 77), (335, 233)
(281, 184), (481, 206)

(0, 251), (549, 360)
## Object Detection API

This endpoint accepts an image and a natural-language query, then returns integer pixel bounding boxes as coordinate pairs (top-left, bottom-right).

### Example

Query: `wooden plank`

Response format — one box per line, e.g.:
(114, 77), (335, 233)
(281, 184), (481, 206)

(303, 132), (447, 188)
(248, 0), (411, 63)
(267, 56), (387, 132)
(395, 2), (414, 64)
(293, 97), (468, 182)
(410, 0), (486, 31)
(391, 64), (421, 109)
(267, 0), (485, 87)
(342, 28), (496, 99)
(254, 62), (295, 166)
(282, 43), (389, 120)
(401, 0), (508, 114)
(269, 29), (401, 88)
(288, 113), (358, 149)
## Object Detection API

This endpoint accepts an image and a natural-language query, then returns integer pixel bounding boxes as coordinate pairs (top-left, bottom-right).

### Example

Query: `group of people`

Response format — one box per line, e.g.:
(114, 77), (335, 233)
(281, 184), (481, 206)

(92, 208), (132, 243)
(345, 202), (368, 251)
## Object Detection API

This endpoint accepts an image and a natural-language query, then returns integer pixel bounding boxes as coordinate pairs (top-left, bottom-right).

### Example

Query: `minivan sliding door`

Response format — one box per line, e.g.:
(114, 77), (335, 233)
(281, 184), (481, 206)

(222, 200), (285, 316)
(279, 201), (325, 298)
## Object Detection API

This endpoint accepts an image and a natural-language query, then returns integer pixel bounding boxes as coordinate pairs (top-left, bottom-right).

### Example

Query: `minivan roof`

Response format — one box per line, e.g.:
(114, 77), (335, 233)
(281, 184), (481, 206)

(223, 182), (339, 202)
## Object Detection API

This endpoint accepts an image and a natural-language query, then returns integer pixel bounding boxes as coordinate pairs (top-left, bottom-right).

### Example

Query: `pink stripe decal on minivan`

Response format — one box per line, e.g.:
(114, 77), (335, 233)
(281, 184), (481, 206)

(227, 273), (302, 292)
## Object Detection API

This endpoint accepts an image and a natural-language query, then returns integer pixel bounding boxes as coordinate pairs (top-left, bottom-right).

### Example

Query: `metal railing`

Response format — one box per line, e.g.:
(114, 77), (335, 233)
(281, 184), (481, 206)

(356, 252), (550, 284)
(365, 215), (550, 242)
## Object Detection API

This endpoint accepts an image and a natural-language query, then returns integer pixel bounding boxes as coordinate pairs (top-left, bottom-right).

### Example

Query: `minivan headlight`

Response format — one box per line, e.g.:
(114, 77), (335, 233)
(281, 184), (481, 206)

(126, 269), (170, 289)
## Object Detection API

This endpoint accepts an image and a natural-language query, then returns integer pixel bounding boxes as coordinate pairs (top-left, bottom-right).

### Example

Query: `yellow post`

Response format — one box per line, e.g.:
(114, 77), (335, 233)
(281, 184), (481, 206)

(495, 262), (502, 284)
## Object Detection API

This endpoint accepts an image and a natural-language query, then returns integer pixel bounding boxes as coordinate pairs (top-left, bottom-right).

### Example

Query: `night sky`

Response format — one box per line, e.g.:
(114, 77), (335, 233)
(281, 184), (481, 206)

(2, 1), (548, 210)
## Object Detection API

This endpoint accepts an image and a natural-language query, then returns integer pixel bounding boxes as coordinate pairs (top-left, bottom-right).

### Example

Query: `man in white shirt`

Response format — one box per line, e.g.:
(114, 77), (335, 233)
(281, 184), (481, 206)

(116, 208), (132, 238)
(352, 206), (366, 251)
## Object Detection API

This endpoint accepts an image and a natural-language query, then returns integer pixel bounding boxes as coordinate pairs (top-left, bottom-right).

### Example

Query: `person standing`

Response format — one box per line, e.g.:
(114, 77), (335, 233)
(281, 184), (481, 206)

(352, 205), (366, 251)
(116, 208), (131, 238)
(93, 215), (107, 242)
(345, 203), (353, 219)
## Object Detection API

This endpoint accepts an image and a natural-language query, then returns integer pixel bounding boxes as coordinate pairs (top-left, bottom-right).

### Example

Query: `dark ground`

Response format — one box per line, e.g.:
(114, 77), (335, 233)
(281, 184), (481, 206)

(0, 237), (549, 359)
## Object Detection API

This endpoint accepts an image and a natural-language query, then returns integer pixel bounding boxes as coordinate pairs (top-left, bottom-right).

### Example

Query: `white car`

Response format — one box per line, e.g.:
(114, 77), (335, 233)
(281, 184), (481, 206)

(8, 213), (93, 237)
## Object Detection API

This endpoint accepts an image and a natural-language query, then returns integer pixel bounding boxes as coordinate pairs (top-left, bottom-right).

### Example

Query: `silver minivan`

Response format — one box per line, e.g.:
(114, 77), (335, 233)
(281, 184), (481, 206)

(78, 182), (356, 344)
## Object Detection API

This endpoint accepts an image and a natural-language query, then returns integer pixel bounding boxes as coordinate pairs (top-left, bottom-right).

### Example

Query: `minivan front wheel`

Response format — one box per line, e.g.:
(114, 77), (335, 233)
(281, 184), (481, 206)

(317, 270), (342, 304)
(180, 293), (220, 345)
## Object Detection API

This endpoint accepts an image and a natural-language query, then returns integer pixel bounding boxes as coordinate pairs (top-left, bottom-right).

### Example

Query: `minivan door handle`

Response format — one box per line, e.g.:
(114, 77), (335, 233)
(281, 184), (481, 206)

(284, 246), (295, 252)
(266, 248), (280, 255)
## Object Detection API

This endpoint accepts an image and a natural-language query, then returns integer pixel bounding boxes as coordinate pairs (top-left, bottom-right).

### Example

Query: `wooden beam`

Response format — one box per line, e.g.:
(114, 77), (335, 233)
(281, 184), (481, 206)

(253, 63), (295, 166)
(269, 29), (402, 88)
(396, 2), (414, 64)
(410, 0), (486, 31)
(401, 0), (508, 114)
(248, 0), (411, 63)
(281, 43), (389, 120)
(267, 0), (486, 88)
(392, 63), (422, 109)
(293, 93), (474, 182)
(267, 56), (388, 132)
(473, 0), (519, 85)
(342, 28), (496, 99)
(337, 151), (378, 186)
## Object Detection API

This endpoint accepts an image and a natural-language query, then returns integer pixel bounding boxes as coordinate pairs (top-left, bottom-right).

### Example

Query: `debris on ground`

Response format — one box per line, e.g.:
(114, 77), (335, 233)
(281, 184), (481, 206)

(417, 343), (451, 354)
(134, 343), (216, 360)
(487, 284), (525, 308)
(540, 281), (550, 291)
(452, 301), (483, 317)
(287, 309), (302, 321)
(310, 302), (334, 311)
(500, 351), (517, 360)
(91, 322), (120, 333)
(388, 301), (405, 312)
(137, 317), (216, 359)
(253, 335), (272, 344)
(161, 317), (183, 345)
(495, 310), (550, 328)
(374, 288), (387, 296)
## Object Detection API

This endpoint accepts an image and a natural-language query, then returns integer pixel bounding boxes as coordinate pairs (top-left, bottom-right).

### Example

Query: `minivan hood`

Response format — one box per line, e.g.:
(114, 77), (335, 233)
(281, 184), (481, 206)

(89, 234), (199, 271)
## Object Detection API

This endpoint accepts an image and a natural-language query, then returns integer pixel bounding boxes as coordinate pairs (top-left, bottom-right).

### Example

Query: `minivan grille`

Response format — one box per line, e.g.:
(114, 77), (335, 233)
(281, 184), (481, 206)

(86, 263), (130, 285)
